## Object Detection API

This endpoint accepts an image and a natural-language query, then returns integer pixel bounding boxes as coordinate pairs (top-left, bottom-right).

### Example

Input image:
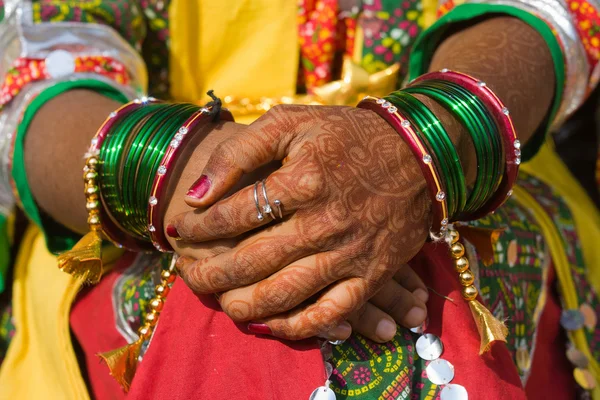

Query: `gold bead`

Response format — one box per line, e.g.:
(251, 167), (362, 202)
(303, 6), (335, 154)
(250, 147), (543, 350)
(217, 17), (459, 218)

(86, 200), (99, 210)
(86, 157), (98, 167)
(161, 270), (176, 284)
(84, 171), (98, 181)
(155, 284), (170, 298)
(462, 285), (478, 301)
(150, 298), (164, 312)
(87, 214), (100, 225)
(459, 270), (475, 286)
(450, 242), (465, 259)
(448, 230), (459, 244)
(145, 310), (159, 325)
(86, 185), (98, 195)
(138, 323), (153, 338)
(455, 257), (469, 273)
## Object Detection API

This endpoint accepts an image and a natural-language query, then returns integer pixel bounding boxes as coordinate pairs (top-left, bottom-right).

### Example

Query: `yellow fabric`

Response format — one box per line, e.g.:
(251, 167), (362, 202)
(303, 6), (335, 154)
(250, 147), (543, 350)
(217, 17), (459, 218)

(520, 143), (600, 303)
(421, 0), (440, 29)
(169, 0), (298, 107)
(0, 226), (89, 400)
(0, 226), (123, 399)
(518, 143), (600, 399)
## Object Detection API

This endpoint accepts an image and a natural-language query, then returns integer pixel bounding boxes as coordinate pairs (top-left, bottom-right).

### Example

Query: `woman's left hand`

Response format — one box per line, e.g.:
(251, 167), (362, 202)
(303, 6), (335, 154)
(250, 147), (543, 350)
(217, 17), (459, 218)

(169, 105), (432, 340)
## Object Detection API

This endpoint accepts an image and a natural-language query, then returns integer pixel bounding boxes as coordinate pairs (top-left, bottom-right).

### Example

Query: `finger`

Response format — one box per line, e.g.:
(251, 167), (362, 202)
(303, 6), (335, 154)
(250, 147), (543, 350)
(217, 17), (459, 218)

(393, 265), (428, 303)
(175, 217), (331, 294)
(185, 105), (314, 207)
(346, 302), (397, 343)
(218, 250), (354, 321)
(255, 278), (368, 340)
(370, 278), (427, 329)
(171, 156), (325, 242)
(319, 321), (353, 342)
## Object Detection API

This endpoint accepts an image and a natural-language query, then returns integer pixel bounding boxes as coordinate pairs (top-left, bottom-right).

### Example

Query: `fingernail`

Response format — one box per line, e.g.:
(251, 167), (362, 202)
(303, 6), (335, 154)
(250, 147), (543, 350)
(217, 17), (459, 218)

(404, 307), (427, 327)
(187, 175), (211, 199)
(166, 224), (181, 239)
(247, 323), (273, 335)
(375, 319), (397, 341)
(413, 288), (429, 303)
(326, 321), (352, 341)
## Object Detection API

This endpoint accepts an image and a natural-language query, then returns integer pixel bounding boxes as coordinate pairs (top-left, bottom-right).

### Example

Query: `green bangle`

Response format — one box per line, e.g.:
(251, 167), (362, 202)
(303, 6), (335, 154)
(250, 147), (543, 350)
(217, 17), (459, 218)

(99, 102), (200, 240)
(408, 3), (565, 161)
(404, 80), (503, 214)
(12, 79), (129, 254)
(386, 91), (467, 218)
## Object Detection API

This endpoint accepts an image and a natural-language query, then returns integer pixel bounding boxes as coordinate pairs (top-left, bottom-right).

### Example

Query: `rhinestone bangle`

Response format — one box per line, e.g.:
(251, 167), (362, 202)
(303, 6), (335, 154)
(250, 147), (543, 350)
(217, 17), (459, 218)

(358, 96), (449, 238)
(412, 70), (520, 220)
(147, 107), (234, 252)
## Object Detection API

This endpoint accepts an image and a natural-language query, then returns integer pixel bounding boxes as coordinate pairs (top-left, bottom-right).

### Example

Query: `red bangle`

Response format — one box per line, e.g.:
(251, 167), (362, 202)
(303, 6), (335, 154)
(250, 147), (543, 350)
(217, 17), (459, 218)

(88, 97), (159, 252)
(411, 70), (520, 220)
(358, 96), (449, 238)
(147, 107), (234, 252)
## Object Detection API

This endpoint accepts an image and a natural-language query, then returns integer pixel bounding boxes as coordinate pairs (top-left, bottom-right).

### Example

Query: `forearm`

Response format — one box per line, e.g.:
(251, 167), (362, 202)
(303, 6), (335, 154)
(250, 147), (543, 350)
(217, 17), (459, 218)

(417, 16), (555, 182)
(429, 16), (555, 148)
(25, 90), (121, 234)
(23, 90), (256, 249)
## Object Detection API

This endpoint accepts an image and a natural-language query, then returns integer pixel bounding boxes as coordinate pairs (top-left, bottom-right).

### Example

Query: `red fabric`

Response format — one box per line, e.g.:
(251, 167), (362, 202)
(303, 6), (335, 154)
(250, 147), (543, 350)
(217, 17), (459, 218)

(70, 245), (575, 400)
(126, 279), (325, 400)
(412, 243), (527, 400)
(70, 253), (134, 400)
(525, 259), (576, 399)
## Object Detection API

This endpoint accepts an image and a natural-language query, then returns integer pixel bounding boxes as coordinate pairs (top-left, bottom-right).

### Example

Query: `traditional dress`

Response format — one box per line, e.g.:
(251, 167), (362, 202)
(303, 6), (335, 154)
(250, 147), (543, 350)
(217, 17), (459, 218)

(0, 1), (599, 399)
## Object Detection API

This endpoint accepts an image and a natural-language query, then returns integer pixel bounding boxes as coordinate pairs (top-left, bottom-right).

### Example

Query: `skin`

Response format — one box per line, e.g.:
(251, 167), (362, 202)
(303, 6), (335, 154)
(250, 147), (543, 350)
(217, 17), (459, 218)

(24, 16), (555, 341)
(25, 92), (428, 343)
(169, 16), (556, 339)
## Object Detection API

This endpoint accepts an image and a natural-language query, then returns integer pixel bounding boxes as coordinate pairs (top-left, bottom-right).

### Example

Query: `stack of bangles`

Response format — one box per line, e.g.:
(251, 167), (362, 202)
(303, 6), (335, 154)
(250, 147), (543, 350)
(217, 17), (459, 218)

(358, 69), (520, 240)
(82, 96), (233, 253)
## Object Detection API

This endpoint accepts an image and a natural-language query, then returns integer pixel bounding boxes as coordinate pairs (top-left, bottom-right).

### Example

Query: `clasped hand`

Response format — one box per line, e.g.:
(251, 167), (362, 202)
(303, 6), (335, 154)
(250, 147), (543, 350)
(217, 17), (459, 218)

(168, 105), (431, 342)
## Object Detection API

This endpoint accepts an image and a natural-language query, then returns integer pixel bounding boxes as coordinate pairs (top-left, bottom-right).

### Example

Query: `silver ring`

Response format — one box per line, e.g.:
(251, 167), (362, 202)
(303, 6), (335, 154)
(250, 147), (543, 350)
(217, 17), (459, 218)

(261, 179), (283, 219)
(260, 179), (276, 219)
(253, 181), (264, 221)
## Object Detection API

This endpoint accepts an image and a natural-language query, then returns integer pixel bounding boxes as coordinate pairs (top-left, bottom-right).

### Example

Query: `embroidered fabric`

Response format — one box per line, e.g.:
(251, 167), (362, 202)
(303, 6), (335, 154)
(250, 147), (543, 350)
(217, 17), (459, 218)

(0, 0), (146, 218)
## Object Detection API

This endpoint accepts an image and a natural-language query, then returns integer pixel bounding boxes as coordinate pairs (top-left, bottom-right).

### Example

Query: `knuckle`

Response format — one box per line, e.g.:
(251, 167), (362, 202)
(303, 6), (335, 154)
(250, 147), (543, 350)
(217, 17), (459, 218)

(204, 204), (236, 237)
(177, 261), (208, 294)
(381, 293), (410, 317)
(220, 300), (253, 322)
(291, 170), (327, 205)
(355, 303), (370, 323)
(226, 251), (261, 285)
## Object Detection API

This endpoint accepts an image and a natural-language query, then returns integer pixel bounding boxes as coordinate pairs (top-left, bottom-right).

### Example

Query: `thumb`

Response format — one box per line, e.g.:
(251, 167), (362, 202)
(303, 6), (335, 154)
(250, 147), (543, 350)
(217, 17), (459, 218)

(184, 105), (309, 207)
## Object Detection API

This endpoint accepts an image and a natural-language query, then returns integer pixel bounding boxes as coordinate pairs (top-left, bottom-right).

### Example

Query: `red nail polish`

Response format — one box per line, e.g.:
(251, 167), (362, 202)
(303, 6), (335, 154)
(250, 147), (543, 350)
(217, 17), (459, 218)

(166, 224), (181, 239)
(187, 175), (211, 199)
(247, 323), (272, 335)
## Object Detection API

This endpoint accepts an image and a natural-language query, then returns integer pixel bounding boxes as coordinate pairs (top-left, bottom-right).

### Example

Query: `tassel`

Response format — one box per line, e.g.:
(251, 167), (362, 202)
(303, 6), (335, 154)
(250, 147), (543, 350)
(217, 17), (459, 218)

(57, 230), (103, 284)
(98, 337), (144, 392)
(469, 299), (509, 354)
(448, 226), (508, 355)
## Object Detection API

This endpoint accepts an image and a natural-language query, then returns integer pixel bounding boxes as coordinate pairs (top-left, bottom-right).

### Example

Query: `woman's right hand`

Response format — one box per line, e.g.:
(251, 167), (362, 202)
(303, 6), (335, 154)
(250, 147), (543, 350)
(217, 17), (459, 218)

(163, 119), (428, 343)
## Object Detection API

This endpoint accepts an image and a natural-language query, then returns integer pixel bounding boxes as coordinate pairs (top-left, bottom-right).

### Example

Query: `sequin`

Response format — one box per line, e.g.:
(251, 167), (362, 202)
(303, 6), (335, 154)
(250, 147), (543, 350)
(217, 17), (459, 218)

(440, 384), (468, 400)
(566, 346), (590, 368)
(309, 386), (337, 400)
(416, 333), (443, 360)
(425, 359), (455, 385)
(573, 367), (597, 390)
(560, 309), (585, 331)
(579, 303), (597, 329)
